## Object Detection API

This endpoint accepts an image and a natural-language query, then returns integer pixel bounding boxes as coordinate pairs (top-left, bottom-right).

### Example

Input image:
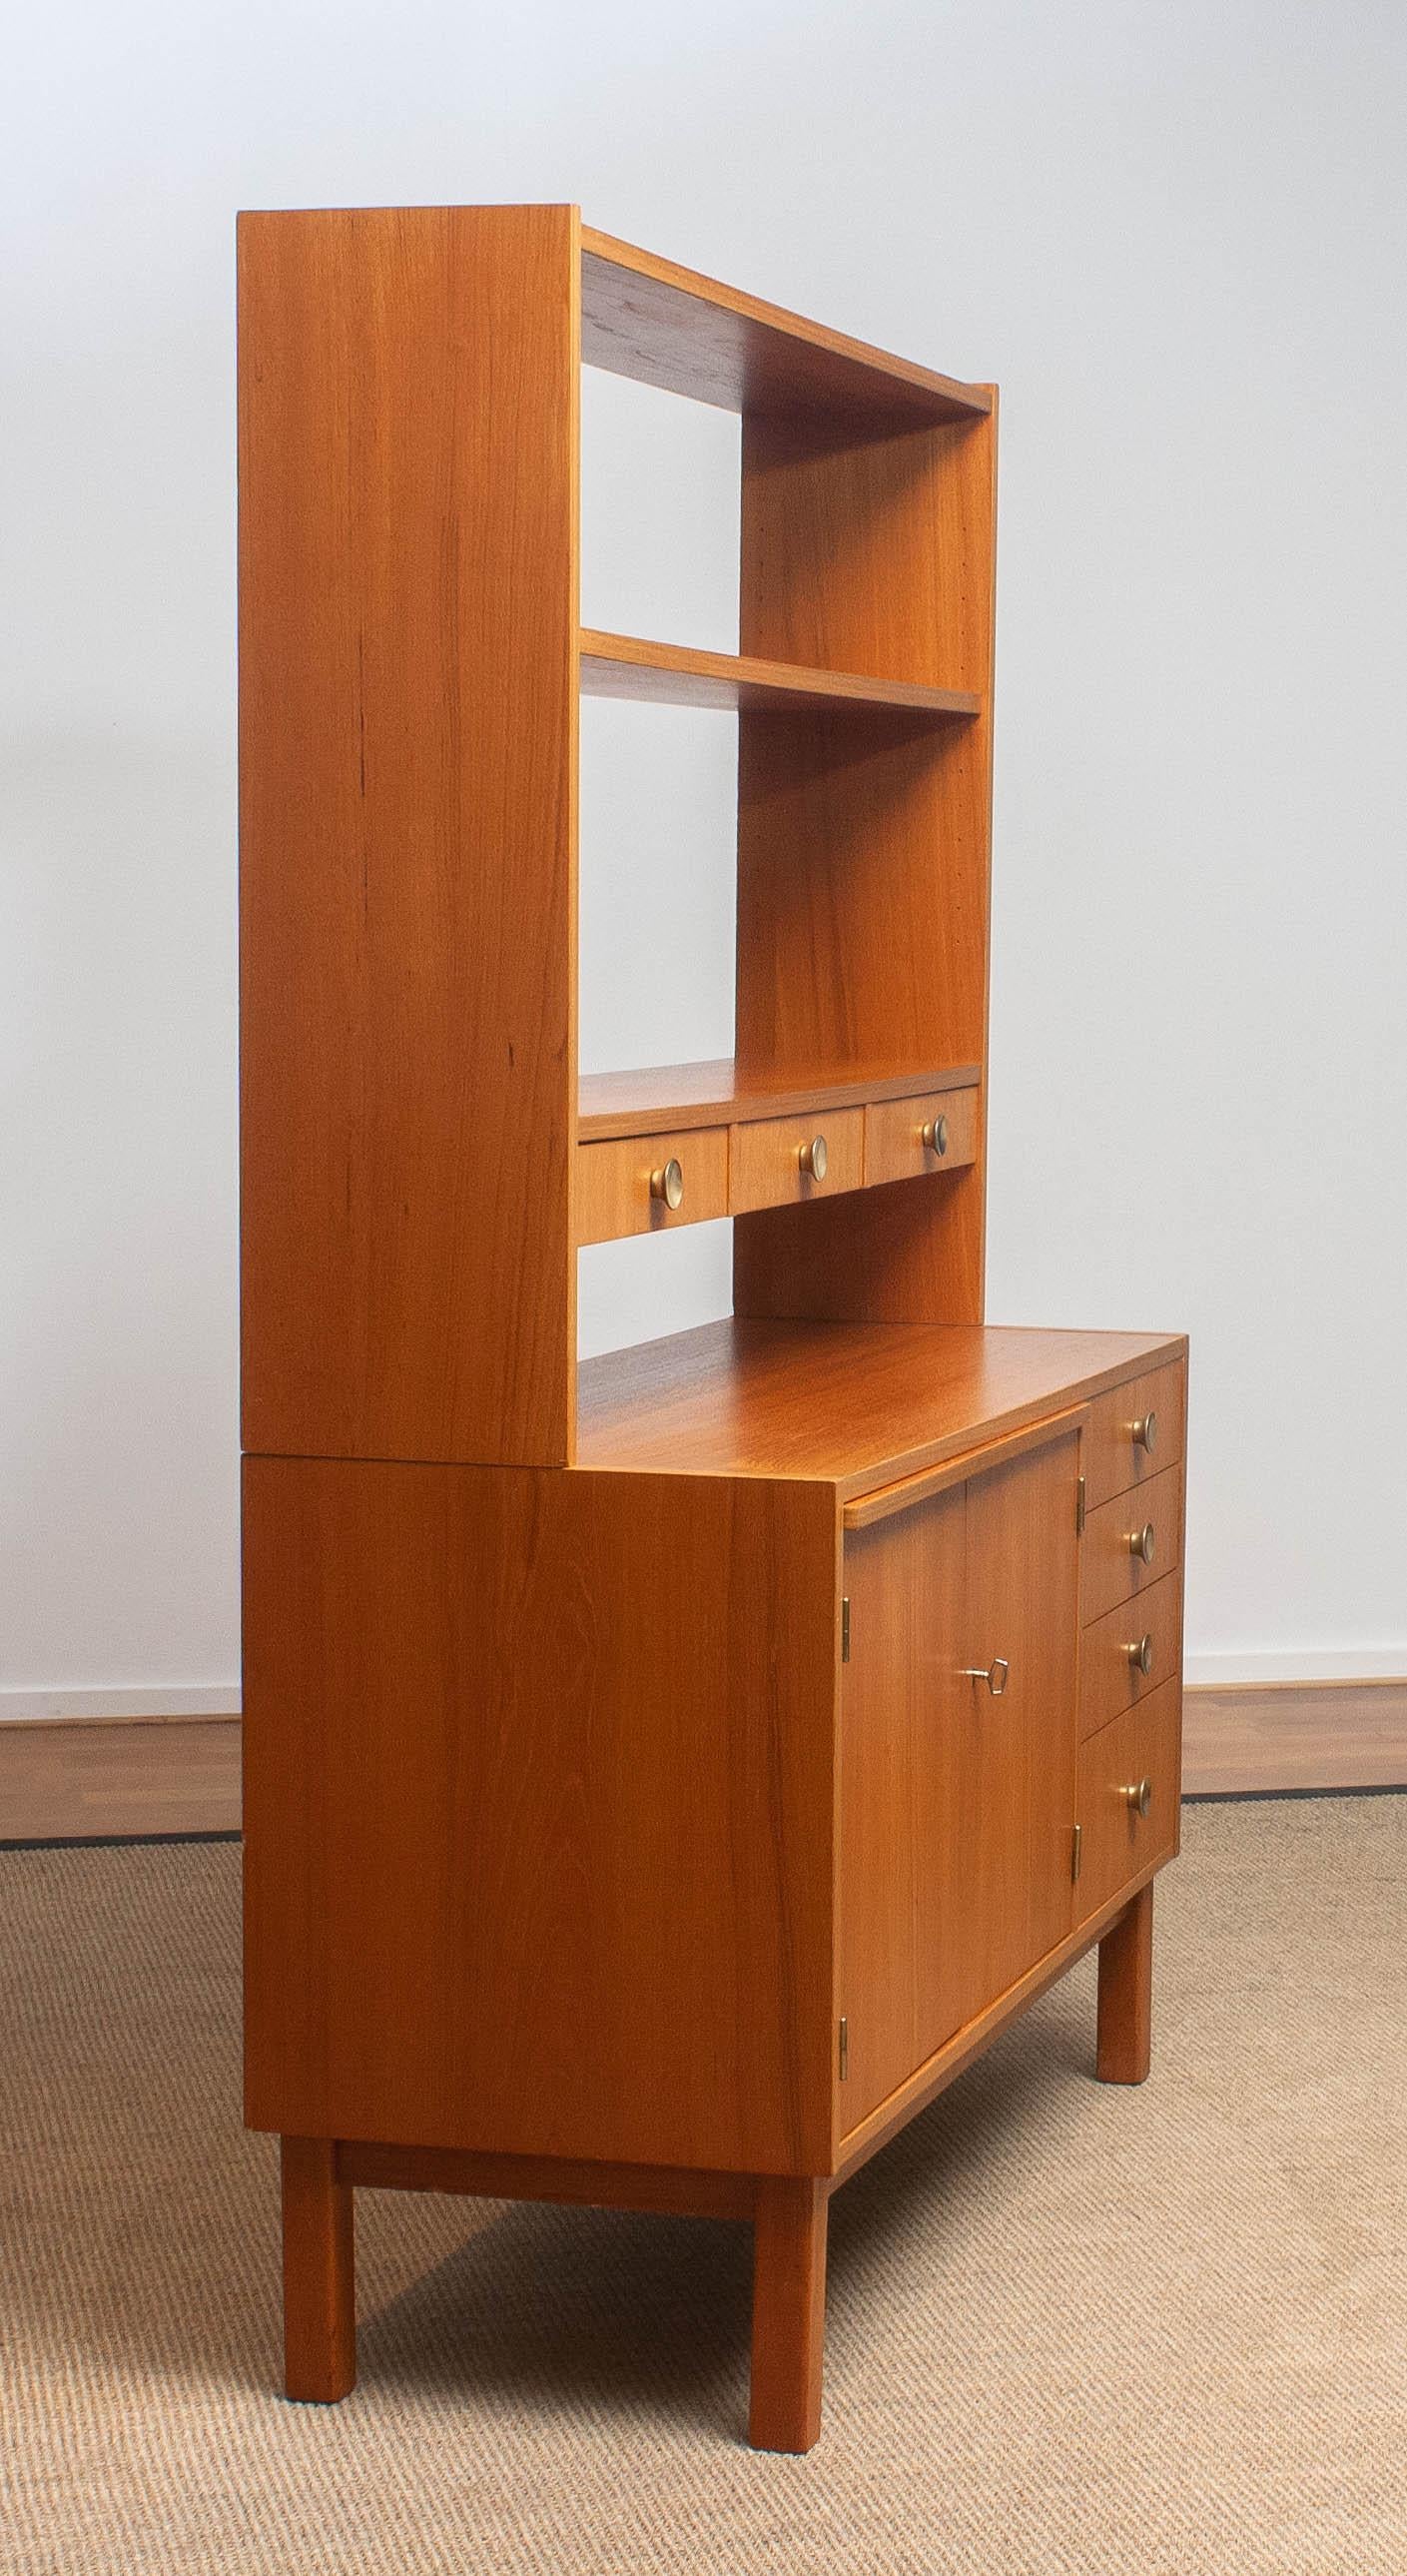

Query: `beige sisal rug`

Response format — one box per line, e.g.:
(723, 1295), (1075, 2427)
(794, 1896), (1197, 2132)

(1, 1796), (1403, 2574)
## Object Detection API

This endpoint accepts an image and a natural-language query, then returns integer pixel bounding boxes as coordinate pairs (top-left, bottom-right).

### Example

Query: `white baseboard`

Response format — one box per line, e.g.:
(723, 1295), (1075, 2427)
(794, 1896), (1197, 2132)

(0, 1686), (242, 1723)
(1184, 1650), (1407, 1688)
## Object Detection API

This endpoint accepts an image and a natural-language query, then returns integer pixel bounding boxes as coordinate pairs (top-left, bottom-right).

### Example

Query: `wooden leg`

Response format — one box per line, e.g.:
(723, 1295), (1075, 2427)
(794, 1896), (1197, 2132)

(281, 2136), (356, 2401)
(1096, 1882), (1153, 2085)
(748, 2176), (828, 2453)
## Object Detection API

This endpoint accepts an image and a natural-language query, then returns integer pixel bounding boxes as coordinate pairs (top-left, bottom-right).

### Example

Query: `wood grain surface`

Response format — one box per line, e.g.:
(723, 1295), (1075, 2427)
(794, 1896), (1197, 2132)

(577, 1317), (1186, 1497)
(580, 628), (979, 717)
(1080, 1360), (1187, 1511)
(578, 1058), (980, 1143)
(734, 405), (998, 1326)
(838, 1426), (1080, 2128)
(1075, 1683), (1182, 1928)
(1079, 1460), (1184, 1626)
(728, 1108), (864, 1217)
(1079, 1568), (1185, 1739)
(1095, 1884), (1155, 2086)
(580, 229), (991, 427)
(575, 1126), (729, 1243)
(243, 1457), (838, 2175)
(239, 205), (579, 1465)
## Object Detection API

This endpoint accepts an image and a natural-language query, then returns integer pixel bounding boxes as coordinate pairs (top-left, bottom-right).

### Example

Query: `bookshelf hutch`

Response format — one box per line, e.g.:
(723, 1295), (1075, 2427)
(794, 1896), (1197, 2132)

(239, 206), (1188, 2453)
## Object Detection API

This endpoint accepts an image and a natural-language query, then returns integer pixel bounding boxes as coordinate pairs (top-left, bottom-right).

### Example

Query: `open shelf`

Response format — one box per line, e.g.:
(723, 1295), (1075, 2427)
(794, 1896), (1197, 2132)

(576, 1319), (1188, 1498)
(581, 229), (992, 429)
(580, 630), (980, 721)
(578, 1058), (982, 1144)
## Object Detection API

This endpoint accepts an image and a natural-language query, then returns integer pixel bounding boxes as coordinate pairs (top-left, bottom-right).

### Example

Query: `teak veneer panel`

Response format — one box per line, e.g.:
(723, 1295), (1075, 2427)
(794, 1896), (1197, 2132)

(864, 1088), (979, 1188)
(580, 630), (980, 720)
(576, 1127), (729, 1244)
(239, 205), (578, 1465)
(1079, 1460), (1184, 1626)
(838, 1425), (1079, 2128)
(1081, 1359), (1187, 1511)
(1075, 1682), (1182, 1926)
(729, 1109), (864, 1216)
(1079, 1568), (1185, 1739)
(578, 1059), (981, 1144)
(243, 1457), (837, 2175)
(580, 229), (991, 428)
(577, 1318), (1187, 1497)
(734, 404), (998, 1329)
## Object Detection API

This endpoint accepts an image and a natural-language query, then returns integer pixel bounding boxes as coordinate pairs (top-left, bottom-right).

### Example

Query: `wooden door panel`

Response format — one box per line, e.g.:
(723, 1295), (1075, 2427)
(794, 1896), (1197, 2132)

(839, 1425), (1079, 2138)
(959, 1432), (1080, 2008)
(839, 1483), (966, 2127)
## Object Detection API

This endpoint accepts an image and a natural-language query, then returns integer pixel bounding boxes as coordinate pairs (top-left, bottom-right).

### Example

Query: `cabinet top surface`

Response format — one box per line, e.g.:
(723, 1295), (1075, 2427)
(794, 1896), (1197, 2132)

(576, 1320), (1187, 1499)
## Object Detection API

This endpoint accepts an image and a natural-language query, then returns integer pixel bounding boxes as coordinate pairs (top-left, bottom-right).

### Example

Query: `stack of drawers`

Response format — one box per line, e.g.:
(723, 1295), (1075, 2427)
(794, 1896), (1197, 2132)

(1075, 1359), (1187, 1921)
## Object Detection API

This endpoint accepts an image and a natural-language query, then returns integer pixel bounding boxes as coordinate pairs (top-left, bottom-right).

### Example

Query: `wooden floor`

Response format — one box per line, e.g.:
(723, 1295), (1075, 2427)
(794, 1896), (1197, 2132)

(1181, 1678), (1407, 1797)
(0, 1717), (242, 1842)
(1, 1687), (1403, 1842)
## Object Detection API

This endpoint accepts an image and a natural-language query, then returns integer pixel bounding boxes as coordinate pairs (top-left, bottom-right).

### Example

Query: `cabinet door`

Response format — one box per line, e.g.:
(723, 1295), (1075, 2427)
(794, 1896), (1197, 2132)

(839, 1482), (968, 2127)
(954, 1432), (1080, 2012)
(838, 1429), (1080, 2132)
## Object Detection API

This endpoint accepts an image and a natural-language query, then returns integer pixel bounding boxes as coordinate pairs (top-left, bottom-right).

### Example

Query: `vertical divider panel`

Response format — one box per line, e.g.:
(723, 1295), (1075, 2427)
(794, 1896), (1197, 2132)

(239, 205), (580, 1465)
(733, 405), (997, 1325)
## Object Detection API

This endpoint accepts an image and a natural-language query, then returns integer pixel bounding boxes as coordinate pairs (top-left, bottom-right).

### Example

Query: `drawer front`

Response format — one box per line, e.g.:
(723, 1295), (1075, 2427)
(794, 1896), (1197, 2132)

(576, 1128), (729, 1245)
(1080, 1461), (1184, 1625)
(1079, 1566), (1183, 1738)
(729, 1107), (864, 1217)
(1074, 1678), (1181, 1924)
(1082, 1360), (1185, 1509)
(864, 1088), (978, 1189)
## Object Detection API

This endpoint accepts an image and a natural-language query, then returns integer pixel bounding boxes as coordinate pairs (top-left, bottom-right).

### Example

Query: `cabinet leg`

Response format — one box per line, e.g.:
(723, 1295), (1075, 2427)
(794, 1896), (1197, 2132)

(748, 2176), (828, 2453)
(1096, 1882), (1153, 2085)
(281, 2136), (356, 2402)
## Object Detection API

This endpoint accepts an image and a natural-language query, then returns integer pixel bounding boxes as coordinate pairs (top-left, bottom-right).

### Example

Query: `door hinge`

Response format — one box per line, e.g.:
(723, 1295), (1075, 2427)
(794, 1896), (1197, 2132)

(838, 2016), (849, 2081)
(1075, 1474), (1086, 1536)
(1071, 1822), (1083, 1883)
(841, 1595), (851, 1662)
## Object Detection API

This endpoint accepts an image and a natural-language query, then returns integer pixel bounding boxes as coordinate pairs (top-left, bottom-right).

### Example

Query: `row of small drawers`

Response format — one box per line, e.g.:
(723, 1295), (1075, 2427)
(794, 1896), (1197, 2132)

(576, 1087), (977, 1247)
(1079, 1358), (1186, 1740)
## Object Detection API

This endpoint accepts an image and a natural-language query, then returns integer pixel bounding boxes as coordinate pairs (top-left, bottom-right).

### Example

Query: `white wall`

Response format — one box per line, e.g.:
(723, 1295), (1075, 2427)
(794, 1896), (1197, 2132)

(3, 0), (1405, 1714)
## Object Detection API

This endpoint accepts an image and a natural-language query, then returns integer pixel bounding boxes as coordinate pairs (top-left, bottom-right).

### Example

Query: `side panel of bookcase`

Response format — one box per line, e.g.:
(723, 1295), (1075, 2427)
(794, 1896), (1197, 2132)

(239, 205), (579, 1465)
(733, 407), (997, 1326)
(243, 1454), (838, 2174)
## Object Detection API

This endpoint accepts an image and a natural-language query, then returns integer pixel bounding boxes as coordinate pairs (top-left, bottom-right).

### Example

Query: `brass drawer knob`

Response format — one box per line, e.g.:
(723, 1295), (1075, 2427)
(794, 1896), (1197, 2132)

(1121, 1778), (1153, 1818)
(962, 1655), (1010, 1697)
(649, 1158), (684, 1212)
(1126, 1522), (1156, 1565)
(1125, 1634), (1154, 1677)
(798, 1134), (828, 1182)
(1130, 1410), (1157, 1454)
(922, 1115), (950, 1157)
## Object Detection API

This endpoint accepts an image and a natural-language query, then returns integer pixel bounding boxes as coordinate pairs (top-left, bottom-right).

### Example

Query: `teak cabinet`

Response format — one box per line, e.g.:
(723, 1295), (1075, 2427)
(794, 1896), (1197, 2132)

(239, 206), (1188, 2453)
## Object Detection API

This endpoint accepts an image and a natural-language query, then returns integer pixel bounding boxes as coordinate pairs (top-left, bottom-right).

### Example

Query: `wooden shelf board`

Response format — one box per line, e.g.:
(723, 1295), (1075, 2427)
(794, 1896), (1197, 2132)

(578, 1059), (981, 1144)
(581, 229), (992, 428)
(580, 630), (980, 721)
(576, 1319), (1188, 1500)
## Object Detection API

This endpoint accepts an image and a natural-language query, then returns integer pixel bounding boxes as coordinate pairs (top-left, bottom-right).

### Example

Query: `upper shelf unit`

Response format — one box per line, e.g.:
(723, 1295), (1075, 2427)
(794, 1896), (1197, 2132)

(580, 630), (981, 720)
(581, 227), (992, 429)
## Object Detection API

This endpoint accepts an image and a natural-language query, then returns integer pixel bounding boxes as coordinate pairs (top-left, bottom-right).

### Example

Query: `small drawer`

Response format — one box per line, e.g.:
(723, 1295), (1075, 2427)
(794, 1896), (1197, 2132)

(729, 1108), (864, 1217)
(1079, 1566), (1182, 1739)
(576, 1128), (729, 1246)
(1074, 1678), (1181, 1924)
(864, 1088), (978, 1189)
(1080, 1461), (1183, 1626)
(1082, 1359), (1185, 1510)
